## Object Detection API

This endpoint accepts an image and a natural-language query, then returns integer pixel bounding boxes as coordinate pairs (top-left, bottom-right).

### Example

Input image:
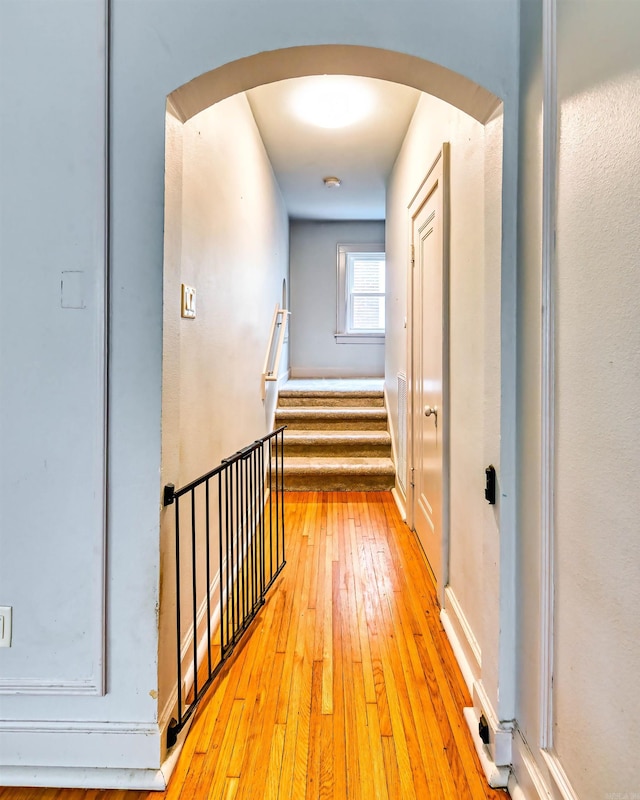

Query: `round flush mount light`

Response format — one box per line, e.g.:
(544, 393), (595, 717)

(291, 76), (374, 129)
(323, 176), (342, 188)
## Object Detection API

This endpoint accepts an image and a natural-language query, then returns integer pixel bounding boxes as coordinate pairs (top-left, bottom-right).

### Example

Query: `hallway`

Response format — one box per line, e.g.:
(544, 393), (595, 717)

(0, 492), (505, 800)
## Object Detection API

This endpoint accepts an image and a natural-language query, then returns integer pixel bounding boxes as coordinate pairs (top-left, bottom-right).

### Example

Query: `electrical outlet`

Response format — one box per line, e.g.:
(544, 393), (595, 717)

(0, 606), (12, 647)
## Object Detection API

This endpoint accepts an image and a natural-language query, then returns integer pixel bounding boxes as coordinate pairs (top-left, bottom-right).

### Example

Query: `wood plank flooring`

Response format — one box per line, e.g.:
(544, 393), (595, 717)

(0, 492), (506, 800)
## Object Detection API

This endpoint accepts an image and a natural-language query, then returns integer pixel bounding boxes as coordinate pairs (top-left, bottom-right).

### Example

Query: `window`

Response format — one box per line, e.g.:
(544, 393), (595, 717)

(336, 243), (386, 344)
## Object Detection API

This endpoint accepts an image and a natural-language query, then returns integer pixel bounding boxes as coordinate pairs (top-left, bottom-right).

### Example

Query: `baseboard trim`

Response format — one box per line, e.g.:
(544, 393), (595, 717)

(510, 727), (553, 800)
(540, 749), (579, 800)
(463, 707), (511, 788)
(472, 680), (514, 767)
(158, 714), (195, 789)
(278, 368), (291, 386)
(440, 587), (481, 695)
(0, 765), (166, 791)
(0, 720), (163, 789)
(391, 487), (406, 520)
(509, 726), (580, 800)
(383, 383), (407, 517)
(440, 594), (513, 787)
(290, 367), (384, 379)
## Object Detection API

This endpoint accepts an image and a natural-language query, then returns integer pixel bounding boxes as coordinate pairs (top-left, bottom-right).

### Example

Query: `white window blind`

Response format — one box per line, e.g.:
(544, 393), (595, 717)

(336, 243), (385, 343)
(348, 254), (385, 332)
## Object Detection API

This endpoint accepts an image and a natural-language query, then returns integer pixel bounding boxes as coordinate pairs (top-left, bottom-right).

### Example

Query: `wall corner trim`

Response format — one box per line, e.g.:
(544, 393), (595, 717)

(540, 0), (558, 754)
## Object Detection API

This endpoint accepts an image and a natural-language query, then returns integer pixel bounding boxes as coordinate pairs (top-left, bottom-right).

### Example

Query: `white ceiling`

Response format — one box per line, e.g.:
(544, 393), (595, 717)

(246, 76), (420, 221)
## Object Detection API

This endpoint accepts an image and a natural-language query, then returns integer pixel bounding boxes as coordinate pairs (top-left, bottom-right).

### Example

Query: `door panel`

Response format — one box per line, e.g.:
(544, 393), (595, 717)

(411, 164), (445, 588)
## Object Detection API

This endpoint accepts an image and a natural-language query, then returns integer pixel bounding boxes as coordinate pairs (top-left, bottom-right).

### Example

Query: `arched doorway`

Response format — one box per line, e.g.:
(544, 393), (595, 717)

(158, 43), (513, 784)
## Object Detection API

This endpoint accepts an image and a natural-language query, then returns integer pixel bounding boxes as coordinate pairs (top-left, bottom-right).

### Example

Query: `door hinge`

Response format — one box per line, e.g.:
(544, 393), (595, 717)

(410, 467), (415, 487)
(410, 244), (415, 267)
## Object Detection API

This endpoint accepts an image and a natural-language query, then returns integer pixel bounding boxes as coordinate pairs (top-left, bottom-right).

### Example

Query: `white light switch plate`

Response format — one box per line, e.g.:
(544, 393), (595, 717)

(181, 284), (196, 318)
(0, 606), (12, 647)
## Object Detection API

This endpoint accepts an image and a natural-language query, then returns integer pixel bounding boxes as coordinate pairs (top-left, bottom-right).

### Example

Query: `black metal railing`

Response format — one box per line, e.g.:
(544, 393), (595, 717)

(163, 426), (286, 748)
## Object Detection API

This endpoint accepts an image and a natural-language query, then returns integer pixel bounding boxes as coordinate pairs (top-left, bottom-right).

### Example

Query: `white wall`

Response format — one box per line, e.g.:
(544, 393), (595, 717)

(290, 220), (385, 378)
(554, 2), (640, 796)
(513, 3), (640, 799)
(0, 0), (519, 787)
(386, 93), (503, 718)
(159, 94), (289, 736)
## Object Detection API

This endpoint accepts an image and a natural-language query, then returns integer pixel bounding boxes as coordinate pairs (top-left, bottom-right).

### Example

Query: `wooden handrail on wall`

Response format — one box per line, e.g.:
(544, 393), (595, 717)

(261, 304), (290, 401)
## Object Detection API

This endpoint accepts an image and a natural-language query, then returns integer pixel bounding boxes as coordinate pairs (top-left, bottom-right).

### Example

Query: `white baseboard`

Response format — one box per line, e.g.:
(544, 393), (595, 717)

(510, 728), (580, 800)
(440, 589), (512, 787)
(289, 367), (384, 378)
(382, 383), (408, 517)
(471, 680), (514, 768)
(440, 587), (481, 695)
(0, 720), (164, 789)
(0, 765), (166, 791)
(157, 714), (195, 789)
(463, 707), (511, 788)
(510, 727), (554, 800)
(540, 749), (579, 800)
(391, 487), (406, 520)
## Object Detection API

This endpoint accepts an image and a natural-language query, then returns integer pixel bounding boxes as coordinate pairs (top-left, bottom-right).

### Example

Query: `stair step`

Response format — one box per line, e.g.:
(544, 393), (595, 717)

(282, 430), (391, 457)
(279, 457), (395, 491)
(275, 406), (388, 431)
(278, 390), (384, 408)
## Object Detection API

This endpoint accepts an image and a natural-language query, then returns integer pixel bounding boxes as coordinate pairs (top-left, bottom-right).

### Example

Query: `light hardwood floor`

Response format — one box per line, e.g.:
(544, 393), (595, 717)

(0, 492), (506, 800)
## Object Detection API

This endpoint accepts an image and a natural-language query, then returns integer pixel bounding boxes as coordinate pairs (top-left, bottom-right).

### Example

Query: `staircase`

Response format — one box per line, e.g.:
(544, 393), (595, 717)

(274, 380), (396, 491)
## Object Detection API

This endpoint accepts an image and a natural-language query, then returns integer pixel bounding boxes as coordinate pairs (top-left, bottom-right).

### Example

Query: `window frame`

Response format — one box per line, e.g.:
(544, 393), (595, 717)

(335, 243), (386, 344)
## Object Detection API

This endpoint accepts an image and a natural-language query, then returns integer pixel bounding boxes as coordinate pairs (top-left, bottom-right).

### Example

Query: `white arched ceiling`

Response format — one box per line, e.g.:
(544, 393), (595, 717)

(167, 45), (501, 124)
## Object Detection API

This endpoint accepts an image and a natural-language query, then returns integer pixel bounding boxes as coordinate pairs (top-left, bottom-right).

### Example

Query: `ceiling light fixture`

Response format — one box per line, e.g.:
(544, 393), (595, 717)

(291, 76), (374, 129)
(323, 176), (342, 188)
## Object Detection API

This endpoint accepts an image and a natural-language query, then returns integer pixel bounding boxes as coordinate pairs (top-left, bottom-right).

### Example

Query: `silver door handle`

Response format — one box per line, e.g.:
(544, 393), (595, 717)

(424, 405), (438, 418)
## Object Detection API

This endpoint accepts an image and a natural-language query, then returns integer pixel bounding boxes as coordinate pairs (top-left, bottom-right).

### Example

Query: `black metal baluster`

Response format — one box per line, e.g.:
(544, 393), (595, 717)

(269, 438), (274, 583)
(225, 463), (232, 656)
(174, 496), (182, 729)
(275, 431), (280, 572)
(233, 459), (239, 642)
(191, 489), (198, 702)
(251, 446), (257, 611)
(218, 470), (224, 666)
(167, 427), (286, 748)
(258, 441), (265, 594)
(280, 428), (285, 568)
(205, 479), (212, 678)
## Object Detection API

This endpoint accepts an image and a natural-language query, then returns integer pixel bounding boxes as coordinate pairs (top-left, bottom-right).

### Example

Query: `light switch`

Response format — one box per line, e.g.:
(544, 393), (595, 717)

(181, 284), (196, 319)
(0, 606), (12, 647)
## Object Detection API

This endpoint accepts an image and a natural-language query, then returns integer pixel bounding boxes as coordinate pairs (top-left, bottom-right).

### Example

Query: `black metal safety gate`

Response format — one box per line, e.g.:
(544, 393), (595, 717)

(163, 426), (286, 748)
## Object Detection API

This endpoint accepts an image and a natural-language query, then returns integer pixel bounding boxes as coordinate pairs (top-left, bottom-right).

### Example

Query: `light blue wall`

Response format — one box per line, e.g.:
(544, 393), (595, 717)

(0, 0), (519, 784)
(290, 220), (385, 377)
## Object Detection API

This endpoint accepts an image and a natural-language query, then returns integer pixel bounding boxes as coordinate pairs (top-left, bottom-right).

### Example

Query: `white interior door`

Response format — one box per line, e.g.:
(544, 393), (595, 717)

(410, 148), (447, 588)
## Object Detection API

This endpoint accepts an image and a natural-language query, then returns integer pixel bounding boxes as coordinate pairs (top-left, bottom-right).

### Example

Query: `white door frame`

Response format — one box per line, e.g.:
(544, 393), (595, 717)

(406, 143), (450, 605)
